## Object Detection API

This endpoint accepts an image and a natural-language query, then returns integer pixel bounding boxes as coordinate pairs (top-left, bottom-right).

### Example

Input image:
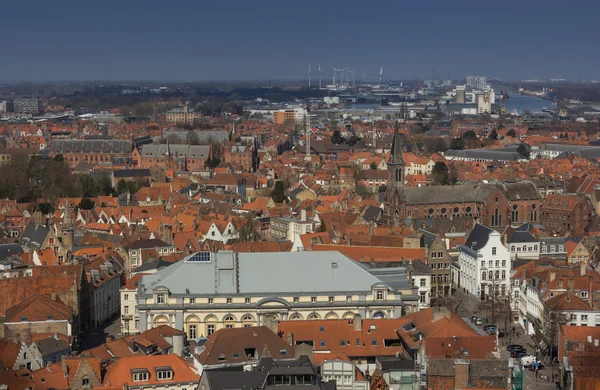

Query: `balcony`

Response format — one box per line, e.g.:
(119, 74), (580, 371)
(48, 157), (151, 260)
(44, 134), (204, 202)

(121, 314), (133, 320)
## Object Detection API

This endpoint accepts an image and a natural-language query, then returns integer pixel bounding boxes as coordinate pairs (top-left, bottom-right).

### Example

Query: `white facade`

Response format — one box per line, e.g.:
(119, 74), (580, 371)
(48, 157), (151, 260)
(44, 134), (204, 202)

(202, 222), (239, 244)
(321, 360), (369, 390)
(508, 240), (540, 260)
(412, 274), (431, 311)
(93, 275), (121, 328)
(121, 289), (140, 335)
(457, 228), (511, 299)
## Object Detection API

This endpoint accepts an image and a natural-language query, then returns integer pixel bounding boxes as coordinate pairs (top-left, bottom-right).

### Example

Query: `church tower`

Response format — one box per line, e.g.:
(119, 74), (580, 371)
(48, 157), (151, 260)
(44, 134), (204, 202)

(384, 113), (407, 226)
(62, 200), (74, 255)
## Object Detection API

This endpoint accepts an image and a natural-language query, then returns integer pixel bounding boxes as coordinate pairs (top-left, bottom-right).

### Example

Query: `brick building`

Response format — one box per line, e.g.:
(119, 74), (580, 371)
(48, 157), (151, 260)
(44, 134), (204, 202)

(134, 144), (211, 172)
(541, 193), (595, 234)
(48, 139), (133, 168)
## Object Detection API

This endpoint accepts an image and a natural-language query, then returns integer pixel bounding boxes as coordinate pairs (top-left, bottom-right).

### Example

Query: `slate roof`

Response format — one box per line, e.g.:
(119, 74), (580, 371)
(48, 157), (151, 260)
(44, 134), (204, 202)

(34, 337), (69, 356)
(444, 149), (524, 161)
(507, 231), (537, 244)
(464, 224), (494, 251)
(161, 130), (229, 144)
(20, 222), (50, 251)
(202, 371), (267, 390)
(49, 139), (132, 154)
(0, 244), (23, 261)
(124, 239), (171, 251)
(113, 169), (151, 178)
(141, 144), (210, 159)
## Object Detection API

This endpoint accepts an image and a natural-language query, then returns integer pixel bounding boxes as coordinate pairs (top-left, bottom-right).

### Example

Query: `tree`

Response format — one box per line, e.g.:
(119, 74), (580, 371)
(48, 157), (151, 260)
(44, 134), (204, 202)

(488, 129), (499, 141)
(331, 130), (344, 145)
(355, 183), (373, 199)
(369, 162), (378, 170)
(38, 202), (53, 214)
(348, 135), (360, 146)
(432, 161), (449, 185)
(53, 154), (64, 162)
(507, 129), (516, 137)
(450, 137), (465, 150)
(238, 213), (259, 242)
(540, 310), (567, 374)
(463, 130), (478, 140)
(448, 163), (459, 184)
(517, 143), (531, 159)
(78, 197), (95, 210)
(204, 157), (221, 169)
(270, 180), (287, 203)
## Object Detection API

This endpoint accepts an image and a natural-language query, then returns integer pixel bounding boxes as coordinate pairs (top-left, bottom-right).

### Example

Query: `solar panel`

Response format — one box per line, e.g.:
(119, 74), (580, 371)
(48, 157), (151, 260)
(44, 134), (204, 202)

(187, 252), (212, 263)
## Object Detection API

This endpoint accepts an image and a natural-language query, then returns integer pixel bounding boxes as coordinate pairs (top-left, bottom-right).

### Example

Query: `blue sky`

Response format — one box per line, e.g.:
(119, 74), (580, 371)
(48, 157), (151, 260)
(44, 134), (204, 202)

(1, 0), (599, 81)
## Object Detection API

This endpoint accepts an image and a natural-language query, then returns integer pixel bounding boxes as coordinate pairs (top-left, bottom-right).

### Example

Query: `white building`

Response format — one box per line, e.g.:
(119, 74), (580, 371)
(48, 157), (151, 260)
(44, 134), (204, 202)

(506, 225), (540, 260)
(455, 224), (511, 299)
(410, 260), (432, 311)
(321, 359), (370, 390)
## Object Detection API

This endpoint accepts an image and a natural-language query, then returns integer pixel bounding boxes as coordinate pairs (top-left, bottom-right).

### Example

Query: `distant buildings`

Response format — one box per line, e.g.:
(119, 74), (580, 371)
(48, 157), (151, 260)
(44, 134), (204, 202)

(273, 107), (307, 125)
(13, 97), (40, 115)
(166, 105), (198, 125)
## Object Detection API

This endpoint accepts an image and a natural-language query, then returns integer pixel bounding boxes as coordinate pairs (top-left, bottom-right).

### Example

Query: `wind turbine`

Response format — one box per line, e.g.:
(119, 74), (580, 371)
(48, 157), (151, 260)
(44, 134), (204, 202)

(318, 64), (322, 89)
(379, 65), (384, 86)
(332, 66), (336, 86)
(308, 63), (311, 88)
(351, 66), (356, 85)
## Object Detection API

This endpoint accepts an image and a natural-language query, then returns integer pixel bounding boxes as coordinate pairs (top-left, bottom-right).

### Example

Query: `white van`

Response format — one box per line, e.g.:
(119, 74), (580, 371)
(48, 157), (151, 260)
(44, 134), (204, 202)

(520, 355), (537, 367)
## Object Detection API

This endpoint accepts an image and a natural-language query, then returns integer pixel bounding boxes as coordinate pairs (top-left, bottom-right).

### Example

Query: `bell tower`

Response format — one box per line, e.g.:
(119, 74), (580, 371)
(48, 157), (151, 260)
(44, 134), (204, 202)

(384, 112), (407, 226)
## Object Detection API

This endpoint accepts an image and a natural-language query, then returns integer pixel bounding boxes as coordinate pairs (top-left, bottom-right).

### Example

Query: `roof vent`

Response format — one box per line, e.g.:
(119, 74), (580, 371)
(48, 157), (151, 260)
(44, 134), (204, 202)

(331, 262), (338, 269)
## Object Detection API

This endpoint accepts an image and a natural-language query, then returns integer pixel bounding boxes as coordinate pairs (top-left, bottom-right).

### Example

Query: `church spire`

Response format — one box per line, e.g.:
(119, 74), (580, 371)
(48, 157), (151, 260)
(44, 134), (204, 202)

(63, 199), (73, 230)
(390, 116), (405, 166)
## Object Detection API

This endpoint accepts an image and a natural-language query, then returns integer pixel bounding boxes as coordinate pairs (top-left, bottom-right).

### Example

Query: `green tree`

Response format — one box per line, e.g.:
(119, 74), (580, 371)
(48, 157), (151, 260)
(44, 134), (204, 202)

(369, 162), (378, 170)
(462, 130), (478, 140)
(517, 143), (531, 159)
(270, 181), (286, 203)
(38, 202), (54, 214)
(204, 157), (221, 169)
(450, 138), (465, 150)
(331, 130), (344, 145)
(432, 161), (449, 185)
(78, 197), (95, 210)
(507, 129), (516, 137)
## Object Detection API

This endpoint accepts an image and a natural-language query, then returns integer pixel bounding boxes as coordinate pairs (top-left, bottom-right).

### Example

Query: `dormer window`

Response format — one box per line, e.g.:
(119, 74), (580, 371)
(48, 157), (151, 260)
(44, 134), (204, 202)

(376, 290), (385, 300)
(156, 294), (165, 304)
(156, 367), (173, 380)
(132, 369), (149, 382)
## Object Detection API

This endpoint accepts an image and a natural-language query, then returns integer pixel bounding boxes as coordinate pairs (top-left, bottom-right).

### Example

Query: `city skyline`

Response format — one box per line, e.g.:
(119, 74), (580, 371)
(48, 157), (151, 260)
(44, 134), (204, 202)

(1, 0), (599, 81)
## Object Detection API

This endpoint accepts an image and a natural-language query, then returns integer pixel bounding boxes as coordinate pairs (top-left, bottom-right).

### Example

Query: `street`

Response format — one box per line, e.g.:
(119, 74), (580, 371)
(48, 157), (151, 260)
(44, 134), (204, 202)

(449, 289), (561, 390)
(78, 316), (122, 352)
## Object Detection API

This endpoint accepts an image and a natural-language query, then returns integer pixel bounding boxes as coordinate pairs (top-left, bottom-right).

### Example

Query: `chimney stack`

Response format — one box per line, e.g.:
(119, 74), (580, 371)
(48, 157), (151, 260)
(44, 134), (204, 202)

(354, 314), (362, 331)
(580, 261), (586, 277)
(300, 210), (306, 221)
(286, 332), (294, 346)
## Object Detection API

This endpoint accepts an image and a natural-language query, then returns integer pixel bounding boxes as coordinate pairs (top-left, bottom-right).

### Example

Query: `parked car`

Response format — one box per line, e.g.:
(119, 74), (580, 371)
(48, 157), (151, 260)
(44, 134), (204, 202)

(520, 355), (538, 367)
(483, 325), (497, 332)
(506, 344), (524, 352)
(475, 318), (483, 326)
(512, 349), (527, 358)
(498, 330), (506, 338)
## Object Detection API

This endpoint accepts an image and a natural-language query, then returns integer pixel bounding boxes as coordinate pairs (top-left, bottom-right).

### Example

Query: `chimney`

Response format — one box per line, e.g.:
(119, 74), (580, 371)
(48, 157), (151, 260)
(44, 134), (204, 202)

(580, 262), (586, 277)
(129, 337), (138, 352)
(550, 272), (556, 282)
(354, 315), (362, 331)
(286, 332), (294, 346)
(172, 333), (184, 357)
(301, 210), (306, 221)
(454, 361), (470, 390)
(53, 333), (59, 340)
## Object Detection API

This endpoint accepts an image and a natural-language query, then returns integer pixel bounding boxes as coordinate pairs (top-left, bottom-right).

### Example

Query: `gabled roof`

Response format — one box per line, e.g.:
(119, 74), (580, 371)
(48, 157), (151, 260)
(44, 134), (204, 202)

(464, 224), (494, 251)
(198, 326), (293, 365)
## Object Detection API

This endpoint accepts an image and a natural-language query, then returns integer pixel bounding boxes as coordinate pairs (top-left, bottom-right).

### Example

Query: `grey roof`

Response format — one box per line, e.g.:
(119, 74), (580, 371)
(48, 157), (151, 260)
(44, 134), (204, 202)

(0, 244), (24, 261)
(49, 139), (132, 154)
(124, 239), (171, 250)
(113, 169), (151, 178)
(419, 229), (437, 248)
(140, 144), (210, 159)
(203, 371), (267, 390)
(141, 251), (388, 296)
(134, 259), (172, 272)
(403, 181), (539, 206)
(363, 206), (383, 222)
(367, 267), (415, 289)
(410, 259), (433, 275)
(20, 222), (50, 251)
(34, 337), (69, 356)
(428, 358), (508, 384)
(507, 231), (537, 244)
(464, 224), (494, 251)
(444, 149), (524, 161)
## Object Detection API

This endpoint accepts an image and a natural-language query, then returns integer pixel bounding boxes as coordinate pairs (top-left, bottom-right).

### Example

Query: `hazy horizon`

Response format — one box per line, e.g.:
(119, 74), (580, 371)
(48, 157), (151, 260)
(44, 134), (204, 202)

(2, 0), (599, 82)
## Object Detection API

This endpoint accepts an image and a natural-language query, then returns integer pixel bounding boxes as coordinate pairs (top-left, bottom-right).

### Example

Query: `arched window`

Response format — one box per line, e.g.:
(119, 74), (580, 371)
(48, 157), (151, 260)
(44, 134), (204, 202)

(441, 208), (447, 217)
(307, 313), (320, 320)
(531, 204), (537, 221)
(465, 206), (472, 216)
(495, 270), (500, 280)
(223, 315), (236, 328)
(523, 245), (527, 251)
(512, 204), (519, 223)
(373, 311), (386, 319)
(289, 313), (303, 320)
